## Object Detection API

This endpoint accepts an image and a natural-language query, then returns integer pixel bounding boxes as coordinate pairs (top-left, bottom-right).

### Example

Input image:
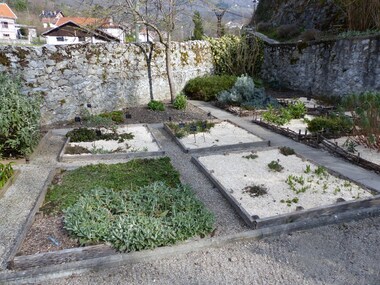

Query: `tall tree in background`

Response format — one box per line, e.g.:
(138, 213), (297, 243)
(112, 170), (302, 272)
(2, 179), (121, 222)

(192, 11), (204, 40)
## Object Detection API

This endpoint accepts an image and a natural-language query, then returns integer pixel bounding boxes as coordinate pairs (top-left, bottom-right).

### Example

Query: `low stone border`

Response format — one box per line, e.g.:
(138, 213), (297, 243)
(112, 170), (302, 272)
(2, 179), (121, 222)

(191, 150), (380, 229)
(58, 125), (165, 162)
(164, 120), (269, 153)
(0, 170), (20, 199)
(1, 206), (379, 284)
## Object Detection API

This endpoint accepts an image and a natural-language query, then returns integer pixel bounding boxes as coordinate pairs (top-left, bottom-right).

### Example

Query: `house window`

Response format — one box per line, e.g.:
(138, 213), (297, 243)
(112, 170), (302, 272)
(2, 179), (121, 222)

(1, 21), (8, 29)
(56, 36), (64, 42)
(3, 34), (10, 37)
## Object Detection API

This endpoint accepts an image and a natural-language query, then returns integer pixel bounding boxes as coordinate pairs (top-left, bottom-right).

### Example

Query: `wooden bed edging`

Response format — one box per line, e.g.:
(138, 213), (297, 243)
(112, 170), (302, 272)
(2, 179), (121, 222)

(2, 206), (379, 284)
(321, 138), (380, 174)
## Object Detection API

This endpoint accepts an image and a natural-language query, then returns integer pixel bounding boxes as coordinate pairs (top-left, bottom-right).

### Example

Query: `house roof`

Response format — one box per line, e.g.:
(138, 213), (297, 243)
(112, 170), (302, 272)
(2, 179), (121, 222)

(42, 21), (120, 42)
(56, 17), (108, 27)
(0, 3), (17, 19)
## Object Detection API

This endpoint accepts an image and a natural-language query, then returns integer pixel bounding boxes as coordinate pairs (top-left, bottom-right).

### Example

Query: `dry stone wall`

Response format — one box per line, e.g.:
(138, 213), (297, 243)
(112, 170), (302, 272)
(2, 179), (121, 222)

(260, 35), (380, 96)
(0, 41), (213, 125)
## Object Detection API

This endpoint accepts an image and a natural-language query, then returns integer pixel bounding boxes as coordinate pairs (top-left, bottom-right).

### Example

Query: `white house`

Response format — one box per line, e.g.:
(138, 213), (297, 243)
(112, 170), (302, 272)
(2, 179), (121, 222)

(42, 20), (120, 45)
(0, 3), (17, 41)
(42, 17), (125, 45)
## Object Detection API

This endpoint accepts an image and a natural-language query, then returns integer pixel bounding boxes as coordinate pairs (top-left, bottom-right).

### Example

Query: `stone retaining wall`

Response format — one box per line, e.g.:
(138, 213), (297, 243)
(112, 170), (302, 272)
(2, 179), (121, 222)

(0, 41), (213, 125)
(260, 35), (380, 96)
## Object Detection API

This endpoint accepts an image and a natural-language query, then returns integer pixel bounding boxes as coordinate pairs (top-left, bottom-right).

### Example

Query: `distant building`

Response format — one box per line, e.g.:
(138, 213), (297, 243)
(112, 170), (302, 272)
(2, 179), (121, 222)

(42, 17), (125, 45)
(40, 10), (64, 28)
(0, 3), (17, 41)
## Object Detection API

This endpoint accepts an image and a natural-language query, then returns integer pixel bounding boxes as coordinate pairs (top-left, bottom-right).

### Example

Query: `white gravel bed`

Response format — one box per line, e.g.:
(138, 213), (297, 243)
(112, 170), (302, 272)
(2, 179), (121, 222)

(179, 121), (262, 150)
(66, 125), (160, 155)
(330, 136), (380, 165)
(198, 149), (373, 219)
(282, 115), (314, 133)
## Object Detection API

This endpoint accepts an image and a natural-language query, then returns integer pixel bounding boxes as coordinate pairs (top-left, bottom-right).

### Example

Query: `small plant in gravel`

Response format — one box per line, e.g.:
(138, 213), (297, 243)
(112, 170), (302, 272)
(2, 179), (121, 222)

(304, 164), (311, 174)
(280, 197), (299, 207)
(267, 160), (284, 172)
(314, 166), (328, 177)
(342, 138), (358, 153)
(148, 100), (165, 111)
(243, 154), (258, 160)
(66, 128), (134, 143)
(63, 182), (215, 252)
(287, 100), (306, 119)
(0, 162), (14, 188)
(173, 93), (187, 110)
(243, 184), (267, 197)
(167, 121), (215, 139)
(279, 146), (295, 156)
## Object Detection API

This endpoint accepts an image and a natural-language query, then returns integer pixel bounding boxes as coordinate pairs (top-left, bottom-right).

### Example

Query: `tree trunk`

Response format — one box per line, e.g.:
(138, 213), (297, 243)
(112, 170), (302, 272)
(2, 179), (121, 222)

(165, 34), (176, 103)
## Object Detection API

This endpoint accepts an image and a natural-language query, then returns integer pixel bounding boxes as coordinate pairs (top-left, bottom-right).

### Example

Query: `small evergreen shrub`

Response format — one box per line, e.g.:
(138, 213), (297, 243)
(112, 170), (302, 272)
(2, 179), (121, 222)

(148, 100), (165, 111)
(0, 74), (41, 157)
(279, 147), (296, 156)
(99, 111), (124, 124)
(64, 182), (214, 252)
(217, 75), (277, 108)
(262, 105), (293, 126)
(0, 162), (14, 188)
(288, 100), (306, 119)
(307, 115), (352, 134)
(173, 93), (187, 110)
(183, 75), (237, 101)
(268, 160), (284, 172)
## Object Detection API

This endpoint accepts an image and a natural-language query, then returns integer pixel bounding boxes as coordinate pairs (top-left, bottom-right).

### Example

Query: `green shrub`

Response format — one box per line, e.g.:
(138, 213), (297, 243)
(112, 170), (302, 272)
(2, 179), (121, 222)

(99, 111), (124, 123)
(173, 93), (187, 110)
(307, 115), (352, 134)
(66, 128), (133, 143)
(268, 160), (284, 172)
(217, 75), (277, 108)
(262, 105), (293, 126)
(287, 100), (306, 119)
(279, 147), (295, 156)
(148, 100), (165, 111)
(0, 162), (14, 188)
(80, 109), (115, 128)
(183, 75), (237, 101)
(0, 74), (41, 157)
(64, 182), (214, 252)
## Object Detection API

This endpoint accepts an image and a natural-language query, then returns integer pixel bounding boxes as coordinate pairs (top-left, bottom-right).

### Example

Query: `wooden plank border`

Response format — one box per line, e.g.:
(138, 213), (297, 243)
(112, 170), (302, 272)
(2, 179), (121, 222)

(2, 206), (379, 284)
(164, 120), (269, 154)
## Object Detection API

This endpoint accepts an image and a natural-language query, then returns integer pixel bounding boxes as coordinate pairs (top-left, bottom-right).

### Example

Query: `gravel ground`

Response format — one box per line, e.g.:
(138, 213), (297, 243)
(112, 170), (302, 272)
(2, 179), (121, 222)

(41, 216), (380, 285)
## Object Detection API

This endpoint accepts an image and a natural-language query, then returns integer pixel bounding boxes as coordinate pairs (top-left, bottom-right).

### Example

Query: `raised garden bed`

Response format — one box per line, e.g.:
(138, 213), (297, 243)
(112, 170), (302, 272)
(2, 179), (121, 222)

(10, 157), (214, 270)
(164, 120), (268, 153)
(192, 148), (379, 228)
(58, 124), (164, 162)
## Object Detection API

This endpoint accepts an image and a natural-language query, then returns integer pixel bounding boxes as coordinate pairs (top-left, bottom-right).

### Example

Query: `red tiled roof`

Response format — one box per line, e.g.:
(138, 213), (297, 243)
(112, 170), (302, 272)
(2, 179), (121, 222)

(56, 17), (108, 27)
(0, 3), (17, 19)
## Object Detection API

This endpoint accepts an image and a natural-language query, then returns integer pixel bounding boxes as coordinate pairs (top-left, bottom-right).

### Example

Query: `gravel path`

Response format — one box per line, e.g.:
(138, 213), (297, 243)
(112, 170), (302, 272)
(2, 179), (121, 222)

(42, 216), (380, 285)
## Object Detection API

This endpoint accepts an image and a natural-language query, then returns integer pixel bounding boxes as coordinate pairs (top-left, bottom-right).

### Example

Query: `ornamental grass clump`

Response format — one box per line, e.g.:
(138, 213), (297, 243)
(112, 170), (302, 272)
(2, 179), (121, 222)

(64, 182), (214, 252)
(0, 162), (14, 188)
(0, 74), (41, 158)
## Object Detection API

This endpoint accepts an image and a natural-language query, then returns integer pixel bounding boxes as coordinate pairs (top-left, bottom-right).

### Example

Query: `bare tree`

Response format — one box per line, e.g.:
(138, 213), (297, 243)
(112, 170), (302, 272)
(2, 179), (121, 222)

(124, 0), (191, 103)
